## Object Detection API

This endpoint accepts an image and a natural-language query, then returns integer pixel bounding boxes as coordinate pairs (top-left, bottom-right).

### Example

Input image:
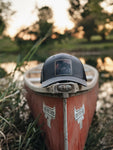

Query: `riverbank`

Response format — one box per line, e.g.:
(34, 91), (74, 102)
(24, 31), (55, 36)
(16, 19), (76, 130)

(0, 35), (113, 63)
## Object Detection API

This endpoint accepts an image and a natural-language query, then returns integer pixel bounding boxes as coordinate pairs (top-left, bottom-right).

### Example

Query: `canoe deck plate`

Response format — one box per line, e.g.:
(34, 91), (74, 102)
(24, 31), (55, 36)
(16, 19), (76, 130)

(74, 104), (85, 129)
(43, 103), (56, 128)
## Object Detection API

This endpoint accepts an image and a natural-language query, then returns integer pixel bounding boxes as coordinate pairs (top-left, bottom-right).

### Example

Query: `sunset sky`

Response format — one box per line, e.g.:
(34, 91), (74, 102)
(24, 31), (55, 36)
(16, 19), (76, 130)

(7, 0), (74, 37)
(7, 0), (113, 37)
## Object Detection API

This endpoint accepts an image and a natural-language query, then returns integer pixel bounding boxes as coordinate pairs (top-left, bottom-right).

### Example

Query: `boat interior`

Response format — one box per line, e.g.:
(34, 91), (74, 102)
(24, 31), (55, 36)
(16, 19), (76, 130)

(24, 63), (99, 95)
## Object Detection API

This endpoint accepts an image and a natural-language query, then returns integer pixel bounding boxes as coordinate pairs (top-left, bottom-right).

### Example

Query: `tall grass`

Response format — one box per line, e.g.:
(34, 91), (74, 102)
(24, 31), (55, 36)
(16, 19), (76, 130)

(0, 31), (112, 149)
(0, 30), (51, 149)
(0, 78), (46, 150)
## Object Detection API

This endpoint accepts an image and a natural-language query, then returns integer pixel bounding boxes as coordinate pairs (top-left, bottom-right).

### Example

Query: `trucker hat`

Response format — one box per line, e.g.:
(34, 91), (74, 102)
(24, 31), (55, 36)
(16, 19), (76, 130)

(40, 53), (87, 87)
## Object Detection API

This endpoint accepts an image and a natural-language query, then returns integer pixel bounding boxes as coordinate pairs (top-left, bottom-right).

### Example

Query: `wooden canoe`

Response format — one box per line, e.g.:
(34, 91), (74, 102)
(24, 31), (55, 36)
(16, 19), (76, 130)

(24, 63), (99, 150)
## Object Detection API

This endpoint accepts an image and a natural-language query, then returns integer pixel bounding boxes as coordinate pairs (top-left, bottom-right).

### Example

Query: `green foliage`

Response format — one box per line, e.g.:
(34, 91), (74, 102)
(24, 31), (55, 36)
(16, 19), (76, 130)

(0, 0), (15, 35)
(1, 35), (113, 64)
(0, 79), (46, 150)
(0, 33), (50, 149)
(86, 57), (97, 67)
(15, 6), (53, 56)
(39, 21), (53, 39)
(81, 0), (103, 18)
(0, 67), (7, 78)
(0, 53), (18, 63)
(0, 16), (5, 35)
(68, 0), (81, 22)
(68, 0), (113, 41)
(36, 36), (113, 57)
(36, 6), (53, 40)
(0, 28), (113, 149)
(15, 38), (34, 54)
(77, 16), (97, 41)
(38, 6), (53, 22)
(0, 36), (19, 65)
(0, 36), (19, 53)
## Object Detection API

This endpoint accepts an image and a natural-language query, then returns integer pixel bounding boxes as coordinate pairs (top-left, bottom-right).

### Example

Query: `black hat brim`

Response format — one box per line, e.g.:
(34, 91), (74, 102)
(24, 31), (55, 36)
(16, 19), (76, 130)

(41, 76), (87, 88)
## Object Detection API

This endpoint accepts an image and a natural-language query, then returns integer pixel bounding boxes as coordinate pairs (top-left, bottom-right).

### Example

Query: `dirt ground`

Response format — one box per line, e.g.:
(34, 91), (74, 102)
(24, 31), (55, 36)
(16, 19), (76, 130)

(97, 81), (113, 149)
(85, 81), (113, 150)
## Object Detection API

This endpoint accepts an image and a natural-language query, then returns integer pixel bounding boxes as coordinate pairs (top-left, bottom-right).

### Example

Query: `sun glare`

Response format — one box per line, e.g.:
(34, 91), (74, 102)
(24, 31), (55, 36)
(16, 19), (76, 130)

(9, 13), (37, 37)
(46, 0), (74, 32)
(6, 0), (112, 37)
(101, 0), (113, 13)
(7, 0), (74, 37)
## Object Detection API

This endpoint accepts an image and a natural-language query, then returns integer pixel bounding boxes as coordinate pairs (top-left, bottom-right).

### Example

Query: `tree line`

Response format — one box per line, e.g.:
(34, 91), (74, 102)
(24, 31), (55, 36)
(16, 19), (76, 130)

(0, 0), (113, 42)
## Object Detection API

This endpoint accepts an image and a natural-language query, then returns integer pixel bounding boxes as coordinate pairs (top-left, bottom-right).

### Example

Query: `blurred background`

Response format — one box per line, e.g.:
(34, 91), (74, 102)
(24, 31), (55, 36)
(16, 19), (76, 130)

(0, 0), (113, 149)
(0, 0), (113, 63)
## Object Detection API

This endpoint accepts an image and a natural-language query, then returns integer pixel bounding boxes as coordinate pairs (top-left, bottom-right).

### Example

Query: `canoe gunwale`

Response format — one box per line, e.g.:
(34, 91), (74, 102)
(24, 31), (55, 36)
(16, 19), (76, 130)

(24, 64), (99, 96)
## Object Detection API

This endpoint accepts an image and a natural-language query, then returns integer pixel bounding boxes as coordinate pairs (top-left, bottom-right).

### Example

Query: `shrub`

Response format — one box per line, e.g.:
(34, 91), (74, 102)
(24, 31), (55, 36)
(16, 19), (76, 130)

(0, 67), (7, 78)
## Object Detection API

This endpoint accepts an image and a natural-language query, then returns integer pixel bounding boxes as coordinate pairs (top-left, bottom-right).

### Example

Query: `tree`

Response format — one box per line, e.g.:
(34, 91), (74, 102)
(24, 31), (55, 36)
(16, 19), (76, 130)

(15, 6), (54, 56)
(38, 6), (53, 39)
(68, 0), (113, 41)
(81, 0), (110, 41)
(78, 16), (97, 41)
(68, 0), (81, 23)
(0, 16), (5, 35)
(77, 0), (100, 41)
(68, 0), (97, 41)
(38, 6), (53, 22)
(0, 0), (15, 35)
(15, 6), (53, 41)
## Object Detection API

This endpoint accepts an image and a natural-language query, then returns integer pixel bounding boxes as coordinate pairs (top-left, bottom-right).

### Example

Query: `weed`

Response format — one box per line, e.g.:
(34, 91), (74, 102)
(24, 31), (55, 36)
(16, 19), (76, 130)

(0, 30), (51, 149)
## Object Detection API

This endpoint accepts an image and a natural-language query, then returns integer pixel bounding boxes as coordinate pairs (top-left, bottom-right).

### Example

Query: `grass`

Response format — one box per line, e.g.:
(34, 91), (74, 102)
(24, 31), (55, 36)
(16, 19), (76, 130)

(0, 37), (19, 53)
(0, 77), (46, 150)
(0, 71), (112, 150)
(0, 34), (113, 149)
(0, 37), (19, 63)
(0, 35), (113, 63)
(31, 35), (113, 62)
(38, 35), (113, 52)
(0, 53), (18, 63)
(0, 34), (49, 150)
